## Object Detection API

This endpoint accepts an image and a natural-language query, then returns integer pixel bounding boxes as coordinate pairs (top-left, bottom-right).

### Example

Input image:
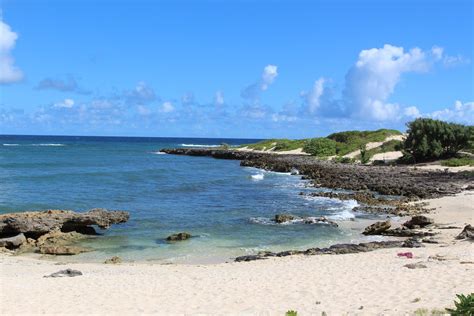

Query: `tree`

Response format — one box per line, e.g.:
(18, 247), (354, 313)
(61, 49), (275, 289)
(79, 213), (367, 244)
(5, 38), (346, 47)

(303, 138), (337, 156)
(402, 118), (472, 162)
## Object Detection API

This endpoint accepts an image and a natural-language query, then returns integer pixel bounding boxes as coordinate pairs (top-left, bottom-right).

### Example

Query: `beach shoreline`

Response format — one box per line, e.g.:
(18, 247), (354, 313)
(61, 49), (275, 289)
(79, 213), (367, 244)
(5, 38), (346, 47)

(1, 191), (473, 315)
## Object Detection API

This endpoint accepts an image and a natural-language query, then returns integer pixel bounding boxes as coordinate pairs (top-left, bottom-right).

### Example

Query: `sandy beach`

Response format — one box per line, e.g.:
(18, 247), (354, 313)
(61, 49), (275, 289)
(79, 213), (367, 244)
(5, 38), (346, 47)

(1, 192), (473, 315)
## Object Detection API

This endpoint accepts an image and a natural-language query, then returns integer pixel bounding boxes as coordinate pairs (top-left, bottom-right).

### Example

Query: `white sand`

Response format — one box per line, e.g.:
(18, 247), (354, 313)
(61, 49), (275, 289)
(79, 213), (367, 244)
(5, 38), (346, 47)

(416, 164), (474, 173)
(1, 192), (473, 315)
(344, 135), (405, 159)
(370, 150), (403, 162)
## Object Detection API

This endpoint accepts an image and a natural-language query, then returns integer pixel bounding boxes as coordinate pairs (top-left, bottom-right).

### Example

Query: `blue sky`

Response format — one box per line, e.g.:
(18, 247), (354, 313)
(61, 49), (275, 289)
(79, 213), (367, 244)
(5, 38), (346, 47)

(0, 0), (472, 138)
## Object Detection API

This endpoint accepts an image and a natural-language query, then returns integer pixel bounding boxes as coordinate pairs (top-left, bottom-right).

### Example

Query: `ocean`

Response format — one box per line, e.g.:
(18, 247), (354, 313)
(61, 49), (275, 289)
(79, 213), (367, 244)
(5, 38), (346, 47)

(0, 135), (372, 263)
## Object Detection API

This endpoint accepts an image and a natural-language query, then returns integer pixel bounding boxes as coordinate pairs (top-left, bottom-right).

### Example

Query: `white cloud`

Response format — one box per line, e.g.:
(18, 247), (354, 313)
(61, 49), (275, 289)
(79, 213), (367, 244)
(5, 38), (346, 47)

(271, 113), (297, 122)
(53, 98), (75, 109)
(126, 81), (156, 104)
(160, 101), (174, 113)
(261, 64), (278, 90)
(214, 91), (224, 106)
(344, 44), (429, 121)
(0, 19), (23, 84)
(431, 46), (444, 61)
(430, 100), (474, 124)
(137, 105), (151, 116)
(303, 78), (325, 114)
(403, 106), (421, 118)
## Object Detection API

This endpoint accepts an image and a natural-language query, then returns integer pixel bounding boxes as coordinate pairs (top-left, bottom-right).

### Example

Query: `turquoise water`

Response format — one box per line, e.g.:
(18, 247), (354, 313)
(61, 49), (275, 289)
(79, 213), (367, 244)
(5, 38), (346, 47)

(0, 135), (368, 263)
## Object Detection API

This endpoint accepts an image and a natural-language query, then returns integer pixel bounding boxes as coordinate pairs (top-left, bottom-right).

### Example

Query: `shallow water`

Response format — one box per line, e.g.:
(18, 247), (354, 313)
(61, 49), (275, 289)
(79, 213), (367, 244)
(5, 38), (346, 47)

(0, 135), (381, 263)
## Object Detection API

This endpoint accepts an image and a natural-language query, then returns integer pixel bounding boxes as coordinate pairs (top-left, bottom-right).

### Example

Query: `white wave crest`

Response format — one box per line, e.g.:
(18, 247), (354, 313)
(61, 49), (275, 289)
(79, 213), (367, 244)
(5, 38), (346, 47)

(2, 144), (20, 146)
(32, 143), (65, 147)
(180, 144), (221, 148)
(250, 173), (264, 181)
(151, 151), (166, 155)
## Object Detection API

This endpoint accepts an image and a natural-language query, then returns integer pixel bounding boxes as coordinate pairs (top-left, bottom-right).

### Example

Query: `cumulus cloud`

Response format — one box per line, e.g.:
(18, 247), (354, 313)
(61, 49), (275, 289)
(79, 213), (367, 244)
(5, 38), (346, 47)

(0, 19), (23, 84)
(403, 106), (421, 119)
(301, 78), (326, 114)
(343, 44), (429, 121)
(241, 64), (278, 102)
(430, 100), (474, 124)
(160, 101), (174, 113)
(53, 98), (75, 109)
(431, 45), (470, 67)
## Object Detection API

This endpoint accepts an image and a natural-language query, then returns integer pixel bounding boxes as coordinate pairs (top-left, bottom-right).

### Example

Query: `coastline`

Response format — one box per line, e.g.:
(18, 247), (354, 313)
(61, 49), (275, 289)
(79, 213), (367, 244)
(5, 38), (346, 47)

(1, 192), (473, 315)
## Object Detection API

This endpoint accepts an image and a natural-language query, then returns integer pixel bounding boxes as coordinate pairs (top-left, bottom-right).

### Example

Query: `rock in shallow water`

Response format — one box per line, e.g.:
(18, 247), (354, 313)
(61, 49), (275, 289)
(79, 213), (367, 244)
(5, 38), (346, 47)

(39, 245), (91, 255)
(166, 232), (192, 241)
(0, 208), (129, 237)
(104, 256), (122, 264)
(274, 214), (295, 223)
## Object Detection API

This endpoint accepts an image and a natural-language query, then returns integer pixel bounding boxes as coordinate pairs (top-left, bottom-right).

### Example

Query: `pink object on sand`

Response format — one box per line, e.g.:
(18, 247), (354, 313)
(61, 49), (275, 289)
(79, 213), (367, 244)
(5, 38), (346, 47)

(397, 252), (413, 259)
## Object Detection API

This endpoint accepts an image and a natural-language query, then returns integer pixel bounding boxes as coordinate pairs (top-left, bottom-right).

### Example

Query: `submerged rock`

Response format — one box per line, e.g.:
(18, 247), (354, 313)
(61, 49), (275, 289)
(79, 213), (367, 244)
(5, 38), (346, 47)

(39, 245), (91, 255)
(44, 269), (83, 278)
(166, 232), (192, 241)
(362, 220), (391, 235)
(0, 233), (26, 249)
(403, 215), (434, 229)
(456, 224), (474, 240)
(0, 208), (129, 238)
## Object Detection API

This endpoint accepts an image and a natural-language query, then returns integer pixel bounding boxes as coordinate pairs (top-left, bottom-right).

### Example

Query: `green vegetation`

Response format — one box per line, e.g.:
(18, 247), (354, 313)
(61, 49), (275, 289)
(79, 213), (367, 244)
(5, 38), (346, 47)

(333, 156), (355, 164)
(402, 118), (473, 162)
(413, 308), (446, 316)
(285, 311), (298, 316)
(356, 139), (403, 161)
(303, 138), (337, 156)
(441, 157), (474, 167)
(446, 293), (474, 315)
(243, 139), (306, 151)
(359, 145), (370, 164)
(328, 129), (402, 156)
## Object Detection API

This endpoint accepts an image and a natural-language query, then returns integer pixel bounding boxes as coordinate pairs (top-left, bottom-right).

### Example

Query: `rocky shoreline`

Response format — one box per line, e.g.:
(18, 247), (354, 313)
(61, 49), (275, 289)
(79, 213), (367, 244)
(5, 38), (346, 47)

(0, 209), (129, 255)
(160, 148), (472, 199)
(161, 148), (473, 262)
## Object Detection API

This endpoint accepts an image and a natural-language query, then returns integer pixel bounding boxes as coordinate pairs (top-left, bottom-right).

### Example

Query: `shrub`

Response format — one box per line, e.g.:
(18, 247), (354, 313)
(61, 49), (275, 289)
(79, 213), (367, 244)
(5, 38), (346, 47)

(328, 129), (401, 156)
(333, 156), (355, 164)
(360, 144), (370, 164)
(285, 311), (298, 316)
(303, 138), (337, 156)
(441, 157), (474, 167)
(403, 118), (472, 162)
(445, 293), (474, 315)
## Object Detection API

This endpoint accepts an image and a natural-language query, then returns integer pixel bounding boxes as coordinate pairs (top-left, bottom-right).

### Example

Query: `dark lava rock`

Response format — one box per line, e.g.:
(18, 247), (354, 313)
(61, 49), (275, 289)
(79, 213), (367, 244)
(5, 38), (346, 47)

(402, 238), (424, 248)
(44, 269), (83, 278)
(456, 224), (474, 240)
(381, 227), (435, 237)
(404, 263), (427, 269)
(403, 215), (434, 229)
(166, 232), (192, 241)
(274, 214), (296, 223)
(234, 240), (404, 262)
(362, 221), (391, 235)
(0, 233), (26, 249)
(0, 208), (129, 238)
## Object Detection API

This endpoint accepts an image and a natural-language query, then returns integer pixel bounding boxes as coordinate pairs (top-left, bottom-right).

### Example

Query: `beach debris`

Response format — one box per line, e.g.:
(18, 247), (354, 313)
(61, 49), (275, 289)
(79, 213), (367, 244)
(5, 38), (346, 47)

(44, 269), (83, 278)
(362, 220), (391, 235)
(397, 252), (413, 259)
(411, 297), (422, 302)
(39, 245), (91, 255)
(0, 208), (129, 237)
(0, 233), (26, 249)
(166, 232), (192, 241)
(104, 256), (122, 264)
(274, 214), (296, 224)
(455, 224), (474, 240)
(405, 263), (427, 269)
(403, 215), (434, 229)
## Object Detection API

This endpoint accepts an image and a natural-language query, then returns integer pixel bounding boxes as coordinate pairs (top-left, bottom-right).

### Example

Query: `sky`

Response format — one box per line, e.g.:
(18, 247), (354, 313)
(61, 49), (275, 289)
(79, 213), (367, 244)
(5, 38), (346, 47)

(0, 0), (473, 138)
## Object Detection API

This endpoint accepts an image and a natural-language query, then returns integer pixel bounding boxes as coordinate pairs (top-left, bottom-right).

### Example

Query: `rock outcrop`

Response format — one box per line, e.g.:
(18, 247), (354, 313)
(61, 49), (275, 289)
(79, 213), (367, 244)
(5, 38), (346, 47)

(0, 233), (26, 249)
(456, 224), (474, 240)
(44, 269), (83, 278)
(403, 215), (434, 229)
(274, 214), (296, 223)
(166, 232), (192, 241)
(235, 240), (406, 262)
(0, 208), (129, 238)
(362, 221), (391, 235)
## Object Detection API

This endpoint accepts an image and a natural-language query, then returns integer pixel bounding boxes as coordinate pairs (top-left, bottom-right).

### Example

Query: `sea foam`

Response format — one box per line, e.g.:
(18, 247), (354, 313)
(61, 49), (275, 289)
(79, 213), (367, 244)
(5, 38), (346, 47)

(181, 144), (221, 148)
